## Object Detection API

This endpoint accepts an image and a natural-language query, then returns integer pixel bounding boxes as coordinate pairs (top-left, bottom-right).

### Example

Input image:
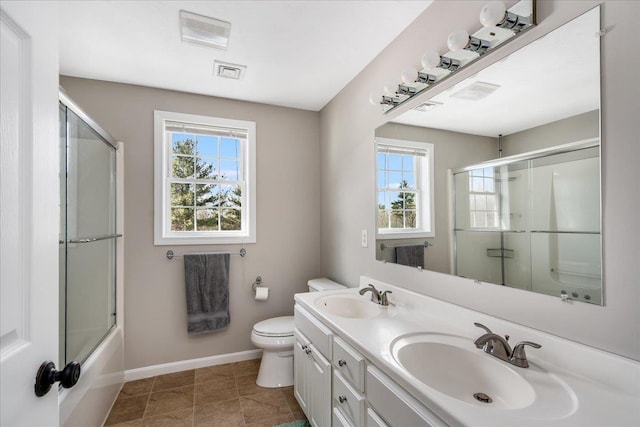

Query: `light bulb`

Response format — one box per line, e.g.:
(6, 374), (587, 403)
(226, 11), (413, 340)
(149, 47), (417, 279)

(447, 29), (470, 51)
(368, 91), (382, 106)
(420, 51), (441, 71)
(400, 67), (418, 84)
(382, 81), (397, 96)
(480, 1), (506, 27)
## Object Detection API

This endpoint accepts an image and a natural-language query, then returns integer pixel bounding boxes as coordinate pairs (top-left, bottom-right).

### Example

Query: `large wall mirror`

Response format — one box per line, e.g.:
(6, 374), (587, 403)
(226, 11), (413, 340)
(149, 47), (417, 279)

(375, 7), (602, 305)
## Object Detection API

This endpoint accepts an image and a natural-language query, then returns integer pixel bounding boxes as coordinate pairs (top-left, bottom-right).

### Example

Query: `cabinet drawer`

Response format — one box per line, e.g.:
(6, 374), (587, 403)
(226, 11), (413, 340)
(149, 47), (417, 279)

(333, 336), (365, 392)
(366, 366), (447, 427)
(333, 370), (365, 426)
(294, 305), (333, 359)
(367, 407), (389, 427)
(332, 407), (354, 427)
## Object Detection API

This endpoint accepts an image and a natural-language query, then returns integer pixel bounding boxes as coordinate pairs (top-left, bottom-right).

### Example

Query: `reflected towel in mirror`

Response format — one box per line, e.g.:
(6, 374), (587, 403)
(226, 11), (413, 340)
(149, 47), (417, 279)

(395, 245), (424, 268)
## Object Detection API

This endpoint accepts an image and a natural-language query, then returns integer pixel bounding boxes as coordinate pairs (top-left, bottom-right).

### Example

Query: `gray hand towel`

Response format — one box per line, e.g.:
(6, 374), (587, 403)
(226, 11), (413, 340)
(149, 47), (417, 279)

(395, 245), (424, 268)
(184, 253), (230, 334)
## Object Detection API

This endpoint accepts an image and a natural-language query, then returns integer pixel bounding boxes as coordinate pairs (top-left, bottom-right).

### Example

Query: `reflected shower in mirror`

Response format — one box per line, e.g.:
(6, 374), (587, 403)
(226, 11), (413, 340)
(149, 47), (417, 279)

(374, 7), (602, 304)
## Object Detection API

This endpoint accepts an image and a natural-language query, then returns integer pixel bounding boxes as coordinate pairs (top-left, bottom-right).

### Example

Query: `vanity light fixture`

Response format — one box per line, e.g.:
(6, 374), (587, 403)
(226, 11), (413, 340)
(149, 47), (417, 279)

(421, 51), (461, 72)
(369, 0), (535, 113)
(180, 10), (231, 50)
(480, 1), (530, 32)
(447, 29), (491, 54)
(416, 72), (437, 85)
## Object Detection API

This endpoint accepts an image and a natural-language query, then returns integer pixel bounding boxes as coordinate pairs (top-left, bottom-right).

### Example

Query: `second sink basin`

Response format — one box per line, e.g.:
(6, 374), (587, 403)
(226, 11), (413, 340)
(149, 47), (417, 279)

(391, 333), (535, 409)
(315, 294), (384, 319)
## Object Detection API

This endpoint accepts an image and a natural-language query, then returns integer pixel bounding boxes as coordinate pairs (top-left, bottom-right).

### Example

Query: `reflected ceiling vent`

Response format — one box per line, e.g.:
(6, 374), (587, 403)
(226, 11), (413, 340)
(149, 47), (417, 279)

(413, 101), (443, 112)
(180, 10), (231, 50)
(451, 81), (501, 101)
(214, 60), (246, 80)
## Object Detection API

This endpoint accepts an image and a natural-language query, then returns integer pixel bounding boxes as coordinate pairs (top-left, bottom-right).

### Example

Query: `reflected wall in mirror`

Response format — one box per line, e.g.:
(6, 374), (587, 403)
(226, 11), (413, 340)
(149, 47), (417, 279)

(375, 7), (602, 305)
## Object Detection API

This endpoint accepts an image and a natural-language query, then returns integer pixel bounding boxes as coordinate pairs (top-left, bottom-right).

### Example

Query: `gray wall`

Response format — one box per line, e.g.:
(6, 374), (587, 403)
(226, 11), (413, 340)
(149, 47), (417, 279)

(60, 77), (322, 370)
(503, 110), (600, 156)
(319, 1), (640, 361)
(375, 123), (496, 273)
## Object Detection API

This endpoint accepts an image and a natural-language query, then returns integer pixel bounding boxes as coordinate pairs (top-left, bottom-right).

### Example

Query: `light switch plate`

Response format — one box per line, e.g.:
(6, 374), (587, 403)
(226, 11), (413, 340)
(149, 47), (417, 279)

(361, 229), (368, 248)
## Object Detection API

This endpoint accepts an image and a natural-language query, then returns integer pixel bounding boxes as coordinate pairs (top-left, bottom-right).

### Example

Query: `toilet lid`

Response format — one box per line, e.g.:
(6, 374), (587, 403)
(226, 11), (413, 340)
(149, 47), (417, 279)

(253, 316), (294, 337)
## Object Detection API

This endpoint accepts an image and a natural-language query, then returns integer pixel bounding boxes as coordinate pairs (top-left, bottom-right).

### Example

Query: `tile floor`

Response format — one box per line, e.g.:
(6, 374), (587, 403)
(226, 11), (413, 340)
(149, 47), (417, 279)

(104, 358), (307, 427)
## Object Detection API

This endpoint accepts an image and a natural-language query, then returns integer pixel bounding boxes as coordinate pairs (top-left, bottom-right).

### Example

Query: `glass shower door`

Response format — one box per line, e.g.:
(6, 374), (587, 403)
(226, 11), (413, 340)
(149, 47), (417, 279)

(60, 102), (117, 365)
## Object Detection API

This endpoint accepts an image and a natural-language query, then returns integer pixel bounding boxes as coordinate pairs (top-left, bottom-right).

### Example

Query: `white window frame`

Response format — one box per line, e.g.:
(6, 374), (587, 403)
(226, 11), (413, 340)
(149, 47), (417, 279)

(375, 137), (435, 239)
(154, 110), (256, 245)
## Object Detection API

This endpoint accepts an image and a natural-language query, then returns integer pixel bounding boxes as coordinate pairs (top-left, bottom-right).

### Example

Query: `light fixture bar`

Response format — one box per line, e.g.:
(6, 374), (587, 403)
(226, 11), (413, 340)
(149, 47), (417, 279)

(372, 0), (535, 113)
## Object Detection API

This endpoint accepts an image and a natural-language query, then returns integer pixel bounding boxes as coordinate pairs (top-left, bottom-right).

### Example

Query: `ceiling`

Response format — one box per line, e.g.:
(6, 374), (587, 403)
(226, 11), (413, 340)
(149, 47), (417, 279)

(392, 7), (600, 137)
(58, 1), (432, 111)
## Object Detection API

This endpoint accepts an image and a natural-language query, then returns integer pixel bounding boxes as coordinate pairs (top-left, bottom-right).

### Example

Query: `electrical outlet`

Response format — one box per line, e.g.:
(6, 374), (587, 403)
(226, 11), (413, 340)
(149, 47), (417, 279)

(361, 229), (368, 248)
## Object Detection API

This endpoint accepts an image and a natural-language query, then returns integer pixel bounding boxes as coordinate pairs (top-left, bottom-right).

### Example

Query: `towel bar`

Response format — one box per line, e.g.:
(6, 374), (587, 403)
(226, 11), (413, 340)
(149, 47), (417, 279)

(380, 241), (432, 250)
(166, 248), (246, 259)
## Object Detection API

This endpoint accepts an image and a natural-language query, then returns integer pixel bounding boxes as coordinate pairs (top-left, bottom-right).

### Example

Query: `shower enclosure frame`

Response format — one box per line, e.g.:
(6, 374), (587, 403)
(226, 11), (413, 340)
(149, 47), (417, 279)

(450, 137), (602, 304)
(58, 89), (125, 427)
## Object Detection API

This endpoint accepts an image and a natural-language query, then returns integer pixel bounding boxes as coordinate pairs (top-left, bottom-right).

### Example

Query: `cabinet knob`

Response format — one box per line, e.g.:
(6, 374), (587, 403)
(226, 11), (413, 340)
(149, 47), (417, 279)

(338, 395), (347, 404)
(338, 359), (347, 367)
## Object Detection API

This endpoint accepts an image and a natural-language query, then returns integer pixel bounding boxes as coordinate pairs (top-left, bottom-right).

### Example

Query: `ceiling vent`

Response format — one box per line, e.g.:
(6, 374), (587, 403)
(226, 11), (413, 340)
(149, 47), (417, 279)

(180, 10), (231, 50)
(413, 101), (443, 112)
(214, 60), (246, 80)
(451, 81), (501, 101)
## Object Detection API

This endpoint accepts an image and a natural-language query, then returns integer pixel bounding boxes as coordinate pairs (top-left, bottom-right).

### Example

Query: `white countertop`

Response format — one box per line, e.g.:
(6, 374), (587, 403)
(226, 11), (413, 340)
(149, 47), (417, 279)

(294, 276), (640, 427)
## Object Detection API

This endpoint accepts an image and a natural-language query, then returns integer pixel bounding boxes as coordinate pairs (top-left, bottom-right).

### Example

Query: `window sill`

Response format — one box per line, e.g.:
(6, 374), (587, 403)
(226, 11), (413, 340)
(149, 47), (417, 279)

(377, 231), (434, 240)
(154, 234), (256, 246)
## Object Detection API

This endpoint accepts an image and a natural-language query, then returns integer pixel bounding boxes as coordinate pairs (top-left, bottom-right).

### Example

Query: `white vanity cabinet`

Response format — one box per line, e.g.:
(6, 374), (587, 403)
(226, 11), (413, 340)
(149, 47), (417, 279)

(295, 302), (445, 427)
(294, 306), (333, 427)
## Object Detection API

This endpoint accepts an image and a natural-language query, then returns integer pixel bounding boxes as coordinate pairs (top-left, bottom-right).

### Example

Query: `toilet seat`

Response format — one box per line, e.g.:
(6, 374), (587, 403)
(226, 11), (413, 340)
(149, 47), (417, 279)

(252, 316), (294, 338)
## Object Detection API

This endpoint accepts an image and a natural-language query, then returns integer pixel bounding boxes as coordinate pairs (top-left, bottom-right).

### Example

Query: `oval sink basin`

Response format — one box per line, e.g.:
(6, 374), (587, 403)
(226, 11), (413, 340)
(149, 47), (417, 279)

(315, 294), (383, 319)
(392, 333), (535, 409)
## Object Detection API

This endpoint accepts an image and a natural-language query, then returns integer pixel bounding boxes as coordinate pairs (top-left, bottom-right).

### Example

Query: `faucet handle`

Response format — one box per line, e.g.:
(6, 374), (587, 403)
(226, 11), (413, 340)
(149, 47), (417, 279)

(380, 291), (392, 306)
(510, 341), (542, 368)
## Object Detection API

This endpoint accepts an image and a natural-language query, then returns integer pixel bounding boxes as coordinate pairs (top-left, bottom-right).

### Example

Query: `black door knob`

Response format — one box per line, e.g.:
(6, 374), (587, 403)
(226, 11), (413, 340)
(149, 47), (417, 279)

(35, 360), (81, 397)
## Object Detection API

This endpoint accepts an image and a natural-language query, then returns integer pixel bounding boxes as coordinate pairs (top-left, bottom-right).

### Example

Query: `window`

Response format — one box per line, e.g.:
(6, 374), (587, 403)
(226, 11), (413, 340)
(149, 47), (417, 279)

(468, 167), (500, 228)
(376, 137), (434, 238)
(154, 110), (256, 245)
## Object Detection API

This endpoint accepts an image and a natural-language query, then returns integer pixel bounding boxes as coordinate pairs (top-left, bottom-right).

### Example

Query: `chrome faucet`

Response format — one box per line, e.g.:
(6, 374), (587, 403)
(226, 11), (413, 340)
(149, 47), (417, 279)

(473, 323), (541, 368)
(359, 284), (393, 306)
(359, 284), (381, 304)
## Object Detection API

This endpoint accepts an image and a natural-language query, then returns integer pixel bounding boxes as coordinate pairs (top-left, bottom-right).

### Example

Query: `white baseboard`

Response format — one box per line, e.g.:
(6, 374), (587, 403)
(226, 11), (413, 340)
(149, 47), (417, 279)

(124, 349), (263, 382)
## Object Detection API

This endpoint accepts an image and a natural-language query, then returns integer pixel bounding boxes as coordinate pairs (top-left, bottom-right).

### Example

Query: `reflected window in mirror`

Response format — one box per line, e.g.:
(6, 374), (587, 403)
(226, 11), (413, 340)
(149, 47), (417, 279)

(376, 138), (434, 239)
(468, 167), (499, 229)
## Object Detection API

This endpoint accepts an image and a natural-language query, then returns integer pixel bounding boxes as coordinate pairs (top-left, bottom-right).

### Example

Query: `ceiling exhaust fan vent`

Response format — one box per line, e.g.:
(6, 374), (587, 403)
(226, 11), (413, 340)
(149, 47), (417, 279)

(214, 61), (246, 80)
(180, 10), (231, 50)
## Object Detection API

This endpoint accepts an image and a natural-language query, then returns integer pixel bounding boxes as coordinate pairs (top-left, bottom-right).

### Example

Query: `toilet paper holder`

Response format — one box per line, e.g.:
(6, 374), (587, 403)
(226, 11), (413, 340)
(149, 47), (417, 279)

(252, 276), (264, 291)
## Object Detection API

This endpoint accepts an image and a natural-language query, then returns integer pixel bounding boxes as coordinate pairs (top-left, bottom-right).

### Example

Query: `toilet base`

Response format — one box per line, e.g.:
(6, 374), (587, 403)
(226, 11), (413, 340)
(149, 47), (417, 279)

(256, 349), (294, 388)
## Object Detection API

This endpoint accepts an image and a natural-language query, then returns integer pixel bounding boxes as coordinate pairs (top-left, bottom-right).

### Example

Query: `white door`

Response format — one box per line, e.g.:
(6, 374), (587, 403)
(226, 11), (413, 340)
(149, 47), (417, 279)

(1, 1), (60, 426)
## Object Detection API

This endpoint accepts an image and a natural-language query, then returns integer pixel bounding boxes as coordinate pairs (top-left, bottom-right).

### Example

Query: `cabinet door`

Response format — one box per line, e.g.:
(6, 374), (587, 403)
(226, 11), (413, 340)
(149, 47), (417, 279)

(294, 332), (311, 417)
(309, 344), (332, 427)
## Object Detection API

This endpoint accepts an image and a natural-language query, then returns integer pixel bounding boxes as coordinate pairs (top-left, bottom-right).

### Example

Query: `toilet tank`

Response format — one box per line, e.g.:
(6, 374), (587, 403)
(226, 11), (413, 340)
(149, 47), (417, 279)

(308, 277), (346, 292)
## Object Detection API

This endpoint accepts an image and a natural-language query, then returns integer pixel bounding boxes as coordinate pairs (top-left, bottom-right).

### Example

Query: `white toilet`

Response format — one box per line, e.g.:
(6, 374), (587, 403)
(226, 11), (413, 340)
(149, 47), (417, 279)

(251, 278), (346, 388)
